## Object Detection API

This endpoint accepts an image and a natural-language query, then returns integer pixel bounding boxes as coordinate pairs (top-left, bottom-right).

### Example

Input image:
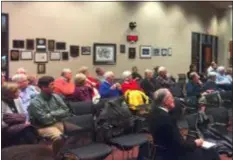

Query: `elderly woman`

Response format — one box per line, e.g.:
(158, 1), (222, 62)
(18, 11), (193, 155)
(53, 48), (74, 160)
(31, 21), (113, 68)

(121, 70), (141, 94)
(67, 73), (94, 102)
(2, 82), (38, 148)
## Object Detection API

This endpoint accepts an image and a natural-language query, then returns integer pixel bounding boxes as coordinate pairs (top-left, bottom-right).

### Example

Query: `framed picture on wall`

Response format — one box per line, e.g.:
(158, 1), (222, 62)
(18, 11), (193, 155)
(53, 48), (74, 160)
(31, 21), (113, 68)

(13, 40), (25, 49)
(70, 45), (80, 57)
(167, 47), (172, 56)
(120, 44), (126, 54)
(26, 39), (34, 50)
(128, 47), (136, 59)
(37, 63), (46, 74)
(81, 46), (91, 55)
(20, 51), (33, 60)
(140, 45), (152, 59)
(93, 43), (116, 65)
(48, 40), (55, 51)
(161, 48), (168, 56)
(152, 48), (160, 56)
(62, 51), (69, 60)
(36, 38), (46, 52)
(50, 52), (61, 61)
(10, 50), (20, 61)
(34, 52), (48, 63)
(56, 42), (66, 50)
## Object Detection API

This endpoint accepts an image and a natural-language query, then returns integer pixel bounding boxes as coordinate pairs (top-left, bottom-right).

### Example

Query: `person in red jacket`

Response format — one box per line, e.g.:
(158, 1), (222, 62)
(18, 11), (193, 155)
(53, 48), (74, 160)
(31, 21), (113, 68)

(121, 70), (142, 94)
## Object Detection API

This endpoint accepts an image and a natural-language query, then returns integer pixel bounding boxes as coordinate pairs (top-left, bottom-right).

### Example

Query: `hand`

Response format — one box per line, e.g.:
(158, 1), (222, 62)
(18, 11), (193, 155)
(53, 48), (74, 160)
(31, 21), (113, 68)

(195, 139), (204, 147)
(110, 84), (116, 90)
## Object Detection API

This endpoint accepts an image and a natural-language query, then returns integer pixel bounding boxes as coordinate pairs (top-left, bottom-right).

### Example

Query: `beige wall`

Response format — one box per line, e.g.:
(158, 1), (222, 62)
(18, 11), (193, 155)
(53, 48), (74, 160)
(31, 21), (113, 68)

(2, 2), (220, 78)
(217, 8), (232, 67)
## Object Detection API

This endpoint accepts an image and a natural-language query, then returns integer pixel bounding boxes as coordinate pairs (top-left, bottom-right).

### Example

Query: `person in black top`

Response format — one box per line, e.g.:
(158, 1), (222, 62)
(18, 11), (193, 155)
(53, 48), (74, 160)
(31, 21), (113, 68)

(131, 66), (142, 80)
(140, 69), (157, 98)
(148, 88), (204, 160)
(187, 64), (197, 80)
(156, 66), (175, 90)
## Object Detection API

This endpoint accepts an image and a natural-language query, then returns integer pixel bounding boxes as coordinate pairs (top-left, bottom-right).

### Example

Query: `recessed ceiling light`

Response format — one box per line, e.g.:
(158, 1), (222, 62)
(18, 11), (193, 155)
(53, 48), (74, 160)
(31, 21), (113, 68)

(228, 5), (232, 8)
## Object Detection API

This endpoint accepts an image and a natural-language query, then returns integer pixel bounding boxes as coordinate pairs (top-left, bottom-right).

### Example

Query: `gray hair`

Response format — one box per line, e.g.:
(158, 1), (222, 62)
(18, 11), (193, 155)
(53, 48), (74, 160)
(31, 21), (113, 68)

(104, 71), (114, 79)
(12, 74), (27, 82)
(153, 88), (170, 106)
(189, 72), (199, 80)
(61, 68), (72, 76)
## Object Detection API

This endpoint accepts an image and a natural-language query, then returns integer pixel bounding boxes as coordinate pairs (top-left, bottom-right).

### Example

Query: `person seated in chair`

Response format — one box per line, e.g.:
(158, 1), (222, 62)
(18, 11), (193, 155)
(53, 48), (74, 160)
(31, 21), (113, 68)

(99, 71), (122, 99)
(202, 72), (218, 92)
(156, 66), (175, 90)
(28, 76), (71, 153)
(121, 70), (142, 94)
(207, 61), (217, 75)
(140, 69), (157, 98)
(216, 66), (232, 84)
(186, 72), (203, 97)
(187, 64), (197, 80)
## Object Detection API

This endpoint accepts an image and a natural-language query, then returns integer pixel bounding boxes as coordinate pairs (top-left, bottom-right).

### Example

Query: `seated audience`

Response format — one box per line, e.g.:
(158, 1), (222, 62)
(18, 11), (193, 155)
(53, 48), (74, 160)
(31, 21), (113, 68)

(28, 76), (71, 152)
(12, 74), (38, 119)
(156, 66), (175, 90)
(53, 68), (75, 97)
(131, 66), (142, 80)
(148, 88), (204, 160)
(99, 71), (122, 98)
(2, 83), (37, 147)
(186, 72), (203, 97)
(16, 67), (27, 74)
(153, 66), (160, 78)
(121, 70), (141, 94)
(187, 64), (197, 80)
(216, 66), (232, 84)
(202, 72), (218, 92)
(95, 67), (105, 83)
(78, 66), (100, 88)
(27, 74), (40, 92)
(140, 69), (157, 98)
(207, 61), (217, 75)
(67, 73), (93, 102)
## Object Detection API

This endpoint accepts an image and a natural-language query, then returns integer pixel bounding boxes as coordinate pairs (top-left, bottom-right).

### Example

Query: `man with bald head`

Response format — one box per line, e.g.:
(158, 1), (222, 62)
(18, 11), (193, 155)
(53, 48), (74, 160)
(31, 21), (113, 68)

(148, 89), (204, 160)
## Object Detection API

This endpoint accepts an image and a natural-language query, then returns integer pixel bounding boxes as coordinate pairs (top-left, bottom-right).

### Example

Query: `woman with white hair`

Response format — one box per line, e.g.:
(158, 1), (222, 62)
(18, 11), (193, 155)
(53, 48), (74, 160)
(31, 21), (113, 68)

(121, 70), (141, 94)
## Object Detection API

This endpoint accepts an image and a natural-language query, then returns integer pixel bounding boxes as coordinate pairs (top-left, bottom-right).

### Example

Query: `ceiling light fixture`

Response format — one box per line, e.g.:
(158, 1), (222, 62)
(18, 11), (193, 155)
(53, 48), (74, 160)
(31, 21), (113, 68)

(228, 5), (232, 8)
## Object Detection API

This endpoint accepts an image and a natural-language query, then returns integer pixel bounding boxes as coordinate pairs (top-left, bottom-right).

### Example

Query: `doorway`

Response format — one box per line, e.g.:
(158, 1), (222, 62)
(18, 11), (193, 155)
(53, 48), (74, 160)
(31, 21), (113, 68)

(201, 44), (212, 73)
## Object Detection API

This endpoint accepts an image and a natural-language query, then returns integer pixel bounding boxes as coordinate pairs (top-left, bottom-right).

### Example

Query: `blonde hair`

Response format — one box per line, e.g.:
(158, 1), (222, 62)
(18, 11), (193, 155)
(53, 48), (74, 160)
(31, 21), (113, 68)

(2, 82), (19, 101)
(16, 68), (26, 74)
(122, 70), (132, 79)
(78, 66), (88, 74)
(74, 73), (87, 85)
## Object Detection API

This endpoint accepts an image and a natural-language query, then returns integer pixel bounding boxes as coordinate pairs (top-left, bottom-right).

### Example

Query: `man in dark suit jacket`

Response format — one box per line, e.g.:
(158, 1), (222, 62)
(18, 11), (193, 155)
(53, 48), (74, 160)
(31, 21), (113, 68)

(140, 69), (157, 98)
(148, 88), (204, 160)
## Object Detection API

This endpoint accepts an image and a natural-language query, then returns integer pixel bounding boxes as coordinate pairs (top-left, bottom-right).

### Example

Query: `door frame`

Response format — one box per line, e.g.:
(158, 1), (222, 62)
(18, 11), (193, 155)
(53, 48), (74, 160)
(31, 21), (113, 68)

(201, 44), (213, 73)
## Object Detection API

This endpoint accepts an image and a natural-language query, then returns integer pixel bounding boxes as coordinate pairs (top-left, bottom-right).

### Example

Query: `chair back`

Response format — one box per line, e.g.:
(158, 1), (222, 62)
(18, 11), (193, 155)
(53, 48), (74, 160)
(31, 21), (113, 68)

(67, 101), (94, 115)
(206, 107), (229, 125)
(185, 113), (198, 131)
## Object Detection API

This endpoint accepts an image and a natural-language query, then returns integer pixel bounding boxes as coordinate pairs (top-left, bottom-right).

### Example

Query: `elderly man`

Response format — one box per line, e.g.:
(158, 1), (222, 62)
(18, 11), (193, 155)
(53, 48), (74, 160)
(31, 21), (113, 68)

(121, 70), (141, 94)
(99, 71), (122, 98)
(156, 66), (175, 90)
(53, 68), (75, 97)
(186, 72), (203, 97)
(216, 66), (232, 84)
(148, 88), (204, 160)
(140, 69), (157, 98)
(12, 74), (39, 119)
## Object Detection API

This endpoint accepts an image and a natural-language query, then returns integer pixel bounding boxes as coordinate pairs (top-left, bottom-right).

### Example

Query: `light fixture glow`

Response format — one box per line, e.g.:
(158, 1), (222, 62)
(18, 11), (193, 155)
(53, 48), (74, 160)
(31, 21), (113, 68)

(228, 5), (232, 8)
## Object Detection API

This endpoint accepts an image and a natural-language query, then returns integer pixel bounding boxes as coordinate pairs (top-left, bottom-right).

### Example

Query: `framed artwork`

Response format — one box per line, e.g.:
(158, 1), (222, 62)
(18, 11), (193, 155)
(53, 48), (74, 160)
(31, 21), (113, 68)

(62, 52), (69, 60)
(81, 46), (91, 55)
(20, 51), (32, 60)
(70, 45), (80, 57)
(37, 63), (46, 74)
(26, 39), (34, 50)
(50, 52), (61, 61)
(140, 45), (152, 59)
(161, 48), (168, 56)
(152, 48), (160, 56)
(13, 40), (24, 48)
(120, 44), (126, 53)
(167, 47), (172, 56)
(93, 43), (116, 65)
(34, 52), (48, 63)
(128, 47), (136, 59)
(36, 38), (46, 52)
(10, 50), (19, 61)
(56, 42), (66, 50)
(48, 40), (55, 51)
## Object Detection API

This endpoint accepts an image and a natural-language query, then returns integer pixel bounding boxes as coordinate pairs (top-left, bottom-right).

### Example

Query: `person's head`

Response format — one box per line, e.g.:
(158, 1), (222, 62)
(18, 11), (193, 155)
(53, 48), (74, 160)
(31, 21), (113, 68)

(78, 66), (89, 76)
(104, 71), (115, 83)
(61, 68), (72, 81)
(211, 61), (217, 70)
(189, 72), (200, 83)
(95, 67), (105, 76)
(38, 76), (55, 95)
(12, 74), (28, 89)
(207, 72), (217, 81)
(122, 70), (132, 81)
(189, 64), (197, 72)
(74, 73), (87, 86)
(217, 66), (225, 75)
(144, 69), (153, 79)
(27, 75), (38, 86)
(16, 67), (26, 75)
(132, 66), (138, 73)
(153, 66), (160, 74)
(2, 82), (20, 101)
(226, 68), (232, 76)
(153, 88), (175, 110)
(158, 66), (167, 78)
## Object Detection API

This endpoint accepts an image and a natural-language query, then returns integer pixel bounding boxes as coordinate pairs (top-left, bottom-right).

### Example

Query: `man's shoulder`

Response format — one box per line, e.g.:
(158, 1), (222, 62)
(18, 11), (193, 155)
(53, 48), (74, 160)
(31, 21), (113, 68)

(30, 94), (43, 106)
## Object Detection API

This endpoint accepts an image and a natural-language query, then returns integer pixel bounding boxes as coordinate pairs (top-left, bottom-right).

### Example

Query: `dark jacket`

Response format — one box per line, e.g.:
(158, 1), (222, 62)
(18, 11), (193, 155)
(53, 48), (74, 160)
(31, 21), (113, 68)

(67, 85), (93, 102)
(202, 80), (218, 92)
(156, 76), (175, 90)
(132, 72), (142, 80)
(186, 81), (202, 97)
(140, 78), (157, 98)
(148, 106), (197, 160)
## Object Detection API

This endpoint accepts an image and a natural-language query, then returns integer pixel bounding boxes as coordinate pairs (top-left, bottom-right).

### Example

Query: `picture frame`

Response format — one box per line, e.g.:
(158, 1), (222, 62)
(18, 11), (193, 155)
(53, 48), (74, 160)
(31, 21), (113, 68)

(50, 52), (61, 61)
(10, 49), (20, 61)
(56, 42), (66, 50)
(152, 48), (160, 56)
(62, 51), (69, 60)
(81, 46), (91, 55)
(167, 47), (172, 56)
(20, 51), (33, 60)
(93, 43), (116, 65)
(13, 40), (25, 49)
(37, 63), (46, 74)
(128, 47), (136, 59)
(26, 39), (34, 50)
(140, 45), (152, 59)
(34, 52), (48, 63)
(36, 38), (46, 52)
(48, 40), (55, 51)
(120, 44), (126, 54)
(70, 45), (80, 57)
(161, 48), (168, 56)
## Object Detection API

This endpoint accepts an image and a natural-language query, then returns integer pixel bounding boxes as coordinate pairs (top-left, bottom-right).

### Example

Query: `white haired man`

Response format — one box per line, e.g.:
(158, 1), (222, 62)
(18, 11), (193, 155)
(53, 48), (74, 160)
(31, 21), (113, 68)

(156, 66), (175, 90)
(53, 68), (75, 97)
(148, 88), (204, 160)
(216, 66), (231, 84)
(98, 71), (122, 98)
(121, 70), (141, 94)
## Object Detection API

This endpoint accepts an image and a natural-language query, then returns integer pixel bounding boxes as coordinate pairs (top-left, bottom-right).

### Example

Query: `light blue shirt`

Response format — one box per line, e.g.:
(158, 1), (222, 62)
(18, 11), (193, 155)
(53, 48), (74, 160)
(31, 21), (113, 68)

(216, 73), (231, 84)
